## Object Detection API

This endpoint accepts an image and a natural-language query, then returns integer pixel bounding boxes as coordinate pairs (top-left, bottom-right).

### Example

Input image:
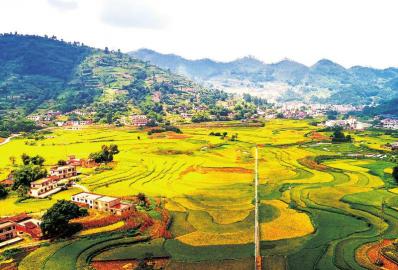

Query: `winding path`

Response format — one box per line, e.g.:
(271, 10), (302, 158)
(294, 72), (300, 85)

(254, 146), (262, 269)
(0, 134), (20, 146)
(73, 183), (90, 192)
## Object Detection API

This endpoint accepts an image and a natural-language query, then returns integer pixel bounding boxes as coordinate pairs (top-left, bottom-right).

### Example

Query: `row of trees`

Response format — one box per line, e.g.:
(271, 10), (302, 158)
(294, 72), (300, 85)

(0, 117), (38, 137)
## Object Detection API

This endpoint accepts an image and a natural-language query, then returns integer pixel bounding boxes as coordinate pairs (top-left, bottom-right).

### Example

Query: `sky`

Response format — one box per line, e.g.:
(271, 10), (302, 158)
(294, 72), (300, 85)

(0, 0), (397, 68)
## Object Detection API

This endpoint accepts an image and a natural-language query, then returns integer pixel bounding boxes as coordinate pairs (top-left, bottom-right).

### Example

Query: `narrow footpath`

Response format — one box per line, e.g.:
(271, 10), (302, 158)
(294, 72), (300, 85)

(0, 134), (20, 146)
(254, 146), (262, 270)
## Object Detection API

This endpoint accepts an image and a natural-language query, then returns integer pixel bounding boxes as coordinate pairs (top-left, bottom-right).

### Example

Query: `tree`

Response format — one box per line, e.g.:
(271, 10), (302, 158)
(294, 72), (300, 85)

(192, 112), (210, 123)
(12, 165), (47, 190)
(134, 259), (154, 270)
(89, 144), (119, 164)
(331, 128), (352, 143)
(21, 153), (30, 165)
(40, 200), (88, 238)
(0, 184), (8, 199)
(9, 156), (16, 166)
(57, 160), (67, 166)
(30, 155), (45, 166)
(393, 166), (398, 183)
(21, 154), (45, 166)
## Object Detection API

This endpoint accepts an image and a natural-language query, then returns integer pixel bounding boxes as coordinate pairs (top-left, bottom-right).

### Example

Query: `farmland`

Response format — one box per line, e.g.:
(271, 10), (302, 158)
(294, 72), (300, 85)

(1, 119), (398, 269)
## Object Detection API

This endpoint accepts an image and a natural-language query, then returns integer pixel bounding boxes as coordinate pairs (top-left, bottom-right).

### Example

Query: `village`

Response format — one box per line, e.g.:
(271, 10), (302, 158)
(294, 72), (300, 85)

(21, 98), (398, 134)
(0, 153), (138, 250)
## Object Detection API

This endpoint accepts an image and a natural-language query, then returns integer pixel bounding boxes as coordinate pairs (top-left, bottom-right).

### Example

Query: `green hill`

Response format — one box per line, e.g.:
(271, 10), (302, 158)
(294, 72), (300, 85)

(0, 33), (228, 119)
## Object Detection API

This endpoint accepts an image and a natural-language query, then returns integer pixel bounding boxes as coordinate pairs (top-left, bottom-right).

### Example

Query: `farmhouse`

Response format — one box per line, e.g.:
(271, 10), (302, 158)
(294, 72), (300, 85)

(0, 221), (19, 247)
(2, 214), (42, 239)
(72, 192), (134, 216)
(0, 173), (14, 187)
(26, 115), (41, 122)
(72, 192), (103, 208)
(391, 142), (398, 150)
(131, 115), (148, 126)
(29, 176), (61, 198)
(50, 165), (77, 179)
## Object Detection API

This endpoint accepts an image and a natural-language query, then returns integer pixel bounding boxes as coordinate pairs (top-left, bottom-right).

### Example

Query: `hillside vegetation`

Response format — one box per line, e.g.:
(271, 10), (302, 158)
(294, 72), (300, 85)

(0, 34), (228, 118)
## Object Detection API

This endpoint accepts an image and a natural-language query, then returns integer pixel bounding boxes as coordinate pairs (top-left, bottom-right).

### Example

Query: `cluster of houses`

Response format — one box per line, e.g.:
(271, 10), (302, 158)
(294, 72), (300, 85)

(0, 190), (136, 248)
(55, 120), (93, 127)
(0, 214), (42, 248)
(71, 192), (134, 216)
(29, 165), (77, 198)
(26, 109), (94, 128)
(380, 118), (398, 130)
(274, 103), (364, 119)
(28, 155), (97, 198)
(323, 118), (372, 131)
(26, 110), (62, 122)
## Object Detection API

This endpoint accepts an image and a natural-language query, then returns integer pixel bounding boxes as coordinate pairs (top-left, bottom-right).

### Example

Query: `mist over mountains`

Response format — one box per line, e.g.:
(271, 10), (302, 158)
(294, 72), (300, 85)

(130, 49), (398, 105)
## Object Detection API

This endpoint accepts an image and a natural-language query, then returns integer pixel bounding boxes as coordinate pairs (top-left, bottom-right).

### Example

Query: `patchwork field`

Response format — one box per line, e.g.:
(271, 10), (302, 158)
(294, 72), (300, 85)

(1, 119), (398, 269)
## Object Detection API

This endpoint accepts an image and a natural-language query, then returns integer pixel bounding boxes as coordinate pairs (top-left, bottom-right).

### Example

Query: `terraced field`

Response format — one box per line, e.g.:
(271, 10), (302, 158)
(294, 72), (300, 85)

(1, 119), (398, 269)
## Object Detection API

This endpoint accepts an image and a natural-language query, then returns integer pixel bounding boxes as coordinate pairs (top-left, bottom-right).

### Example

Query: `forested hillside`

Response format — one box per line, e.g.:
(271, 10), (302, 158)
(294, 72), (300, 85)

(0, 34), (228, 119)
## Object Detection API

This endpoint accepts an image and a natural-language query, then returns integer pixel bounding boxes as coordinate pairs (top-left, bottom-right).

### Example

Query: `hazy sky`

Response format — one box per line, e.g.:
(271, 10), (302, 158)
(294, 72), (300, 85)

(1, 0), (397, 68)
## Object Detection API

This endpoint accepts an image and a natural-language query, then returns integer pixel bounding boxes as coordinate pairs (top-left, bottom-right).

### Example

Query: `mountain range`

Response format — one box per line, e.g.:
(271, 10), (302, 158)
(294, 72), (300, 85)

(130, 49), (398, 105)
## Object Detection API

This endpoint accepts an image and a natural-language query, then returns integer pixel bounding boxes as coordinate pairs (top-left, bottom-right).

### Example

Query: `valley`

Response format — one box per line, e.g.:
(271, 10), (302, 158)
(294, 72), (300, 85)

(1, 120), (398, 269)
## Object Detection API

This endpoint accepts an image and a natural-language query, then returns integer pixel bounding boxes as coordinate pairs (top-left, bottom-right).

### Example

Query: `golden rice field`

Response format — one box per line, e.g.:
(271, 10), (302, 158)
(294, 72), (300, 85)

(1, 119), (398, 269)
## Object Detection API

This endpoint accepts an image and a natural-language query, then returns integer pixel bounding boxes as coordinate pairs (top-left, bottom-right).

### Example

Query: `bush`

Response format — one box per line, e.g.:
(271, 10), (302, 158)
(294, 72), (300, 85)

(0, 184), (8, 199)
(331, 128), (352, 143)
(393, 166), (398, 183)
(147, 126), (182, 135)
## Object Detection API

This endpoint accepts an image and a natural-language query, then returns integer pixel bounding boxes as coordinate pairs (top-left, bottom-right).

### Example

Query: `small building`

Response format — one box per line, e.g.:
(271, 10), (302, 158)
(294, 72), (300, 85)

(0, 221), (17, 243)
(391, 142), (398, 150)
(131, 115), (148, 126)
(29, 176), (60, 198)
(72, 192), (103, 208)
(67, 155), (82, 167)
(72, 192), (134, 216)
(50, 165), (77, 179)
(26, 115), (41, 122)
(0, 179), (14, 187)
(6, 213), (42, 239)
(94, 196), (121, 212)
(0, 173), (14, 188)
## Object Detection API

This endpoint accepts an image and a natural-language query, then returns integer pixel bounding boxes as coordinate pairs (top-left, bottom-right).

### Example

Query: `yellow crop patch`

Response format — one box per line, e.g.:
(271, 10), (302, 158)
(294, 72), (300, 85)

(260, 200), (314, 241)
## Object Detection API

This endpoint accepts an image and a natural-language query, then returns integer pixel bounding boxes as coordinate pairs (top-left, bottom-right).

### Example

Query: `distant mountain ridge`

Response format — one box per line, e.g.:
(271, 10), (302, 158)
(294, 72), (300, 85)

(130, 49), (398, 105)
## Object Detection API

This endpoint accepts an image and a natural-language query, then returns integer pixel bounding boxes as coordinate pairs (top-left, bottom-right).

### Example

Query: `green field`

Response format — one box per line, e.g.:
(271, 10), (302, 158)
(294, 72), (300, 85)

(1, 119), (398, 269)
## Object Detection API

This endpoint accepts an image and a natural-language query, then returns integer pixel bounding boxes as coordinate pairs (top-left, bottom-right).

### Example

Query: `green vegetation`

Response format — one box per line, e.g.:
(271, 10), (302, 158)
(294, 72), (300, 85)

(2, 119), (398, 269)
(1, 33), (259, 128)
(0, 117), (38, 137)
(331, 127), (352, 143)
(40, 200), (88, 238)
(13, 164), (47, 191)
(147, 125), (182, 135)
(393, 166), (398, 183)
(0, 184), (8, 199)
(89, 144), (119, 163)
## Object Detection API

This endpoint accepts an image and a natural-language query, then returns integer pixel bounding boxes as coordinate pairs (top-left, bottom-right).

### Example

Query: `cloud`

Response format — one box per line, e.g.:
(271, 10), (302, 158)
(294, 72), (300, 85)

(48, 0), (78, 11)
(100, 0), (166, 29)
